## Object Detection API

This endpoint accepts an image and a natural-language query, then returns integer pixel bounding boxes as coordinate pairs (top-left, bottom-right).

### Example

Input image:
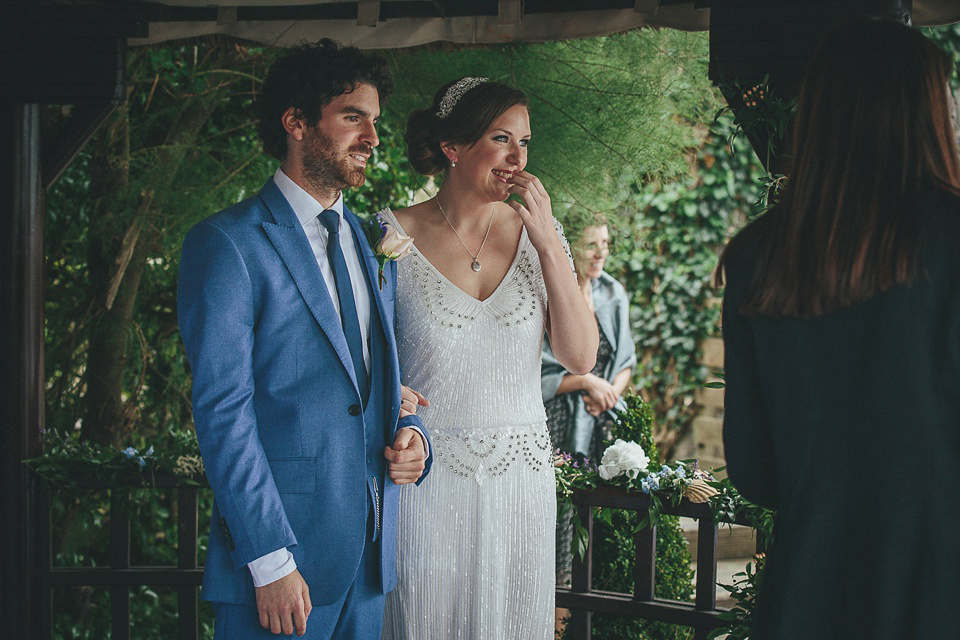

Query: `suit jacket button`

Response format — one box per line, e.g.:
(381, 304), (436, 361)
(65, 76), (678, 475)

(349, 404), (362, 416)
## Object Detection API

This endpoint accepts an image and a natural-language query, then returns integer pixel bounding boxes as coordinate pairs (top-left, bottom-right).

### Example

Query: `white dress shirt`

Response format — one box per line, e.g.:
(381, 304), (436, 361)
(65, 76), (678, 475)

(275, 167), (372, 374)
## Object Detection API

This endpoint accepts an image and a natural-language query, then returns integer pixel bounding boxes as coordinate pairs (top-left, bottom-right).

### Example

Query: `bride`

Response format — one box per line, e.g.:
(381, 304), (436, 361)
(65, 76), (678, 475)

(380, 77), (598, 638)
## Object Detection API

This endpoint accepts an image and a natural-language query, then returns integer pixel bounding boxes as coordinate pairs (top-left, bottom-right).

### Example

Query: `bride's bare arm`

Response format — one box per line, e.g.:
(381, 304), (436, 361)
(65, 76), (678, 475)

(506, 170), (597, 374)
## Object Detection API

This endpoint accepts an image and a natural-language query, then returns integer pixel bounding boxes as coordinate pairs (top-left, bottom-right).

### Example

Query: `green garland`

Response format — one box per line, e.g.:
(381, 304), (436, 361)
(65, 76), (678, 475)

(25, 429), (205, 488)
(715, 75), (797, 171)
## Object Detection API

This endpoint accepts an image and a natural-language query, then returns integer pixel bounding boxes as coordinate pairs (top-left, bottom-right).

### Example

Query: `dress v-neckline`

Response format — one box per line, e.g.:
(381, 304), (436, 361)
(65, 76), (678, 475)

(381, 207), (527, 304)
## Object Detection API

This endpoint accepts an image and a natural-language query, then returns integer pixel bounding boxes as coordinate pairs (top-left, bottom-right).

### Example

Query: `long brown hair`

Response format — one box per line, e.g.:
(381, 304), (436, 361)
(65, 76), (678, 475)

(717, 19), (960, 317)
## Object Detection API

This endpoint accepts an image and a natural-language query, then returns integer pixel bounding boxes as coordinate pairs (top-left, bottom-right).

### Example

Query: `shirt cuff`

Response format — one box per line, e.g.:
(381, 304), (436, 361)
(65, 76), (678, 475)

(247, 547), (297, 587)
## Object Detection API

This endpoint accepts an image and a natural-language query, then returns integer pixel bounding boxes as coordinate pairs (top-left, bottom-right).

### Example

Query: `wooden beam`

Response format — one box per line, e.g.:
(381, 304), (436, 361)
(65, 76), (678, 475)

(635, 0), (661, 14)
(0, 102), (44, 640)
(217, 6), (238, 26)
(0, 5), (136, 105)
(357, 0), (381, 27)
(498, 0), (522, 25)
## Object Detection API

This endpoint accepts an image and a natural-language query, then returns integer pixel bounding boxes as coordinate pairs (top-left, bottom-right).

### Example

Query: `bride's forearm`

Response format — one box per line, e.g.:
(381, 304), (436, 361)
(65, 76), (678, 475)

(540, 247), (598, 374)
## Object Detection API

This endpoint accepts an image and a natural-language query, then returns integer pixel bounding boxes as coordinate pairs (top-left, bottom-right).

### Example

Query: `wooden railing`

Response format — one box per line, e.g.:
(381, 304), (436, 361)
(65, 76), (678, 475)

(557, 486), (761, 640)
(36, 475), (756, 639)
(35, 473), (209, 640)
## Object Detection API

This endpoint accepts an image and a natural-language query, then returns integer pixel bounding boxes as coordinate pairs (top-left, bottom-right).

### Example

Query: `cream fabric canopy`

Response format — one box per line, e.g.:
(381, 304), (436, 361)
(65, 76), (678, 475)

(127, 0), (960, 49)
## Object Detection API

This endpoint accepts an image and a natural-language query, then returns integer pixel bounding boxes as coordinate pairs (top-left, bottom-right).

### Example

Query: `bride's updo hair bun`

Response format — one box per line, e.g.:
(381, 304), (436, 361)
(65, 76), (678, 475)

(405, 78), (528, 176)
(405, 108), (447, 176)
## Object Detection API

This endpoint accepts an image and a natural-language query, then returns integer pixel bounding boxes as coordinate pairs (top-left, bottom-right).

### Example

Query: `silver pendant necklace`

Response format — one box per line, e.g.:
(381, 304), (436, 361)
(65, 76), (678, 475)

(436, 199), (494, 272)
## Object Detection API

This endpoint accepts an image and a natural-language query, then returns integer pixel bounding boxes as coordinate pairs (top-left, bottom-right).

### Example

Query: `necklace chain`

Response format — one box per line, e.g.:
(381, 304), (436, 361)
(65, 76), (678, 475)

(436, 199), (495, 272)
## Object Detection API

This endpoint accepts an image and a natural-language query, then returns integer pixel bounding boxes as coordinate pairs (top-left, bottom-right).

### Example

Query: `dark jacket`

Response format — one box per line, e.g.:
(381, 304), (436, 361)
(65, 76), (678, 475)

(721, 189), (960, 639)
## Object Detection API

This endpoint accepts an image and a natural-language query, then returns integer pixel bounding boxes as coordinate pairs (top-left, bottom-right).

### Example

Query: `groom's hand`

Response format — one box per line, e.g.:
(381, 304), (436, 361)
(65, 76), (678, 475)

(255, 569), (312, 636)
(385, 427), (427, 484)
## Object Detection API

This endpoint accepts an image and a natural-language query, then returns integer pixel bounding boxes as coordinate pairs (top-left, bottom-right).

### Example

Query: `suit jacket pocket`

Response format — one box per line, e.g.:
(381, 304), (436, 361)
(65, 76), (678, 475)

(268, 457), (316, 494)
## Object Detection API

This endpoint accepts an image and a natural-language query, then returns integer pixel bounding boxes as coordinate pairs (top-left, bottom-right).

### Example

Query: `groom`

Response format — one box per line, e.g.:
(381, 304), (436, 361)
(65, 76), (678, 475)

(177, 40), (430, 639)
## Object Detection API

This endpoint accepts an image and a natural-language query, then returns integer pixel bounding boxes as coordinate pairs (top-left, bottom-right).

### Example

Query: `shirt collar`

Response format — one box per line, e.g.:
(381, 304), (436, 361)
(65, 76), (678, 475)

(272, 167), (344, 229)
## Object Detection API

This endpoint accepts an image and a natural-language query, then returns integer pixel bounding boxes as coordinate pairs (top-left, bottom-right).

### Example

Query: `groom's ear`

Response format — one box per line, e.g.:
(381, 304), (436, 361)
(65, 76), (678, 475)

(281, 107), (307, 141)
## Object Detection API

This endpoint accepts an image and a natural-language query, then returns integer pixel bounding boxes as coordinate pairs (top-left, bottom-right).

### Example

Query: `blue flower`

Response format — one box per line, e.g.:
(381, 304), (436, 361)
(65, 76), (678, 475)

(145, 446), (154, 456)
(137, 457), (147, 470)
(675, 466), (686, 479)
(640, 476), (660, 494)
(122, 447), (138, 458)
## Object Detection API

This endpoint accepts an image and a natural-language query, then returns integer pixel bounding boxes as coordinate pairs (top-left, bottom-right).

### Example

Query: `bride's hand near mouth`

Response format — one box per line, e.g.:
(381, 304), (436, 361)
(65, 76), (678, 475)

(506, 169), (598, 375)
(504, 169), (562, 255)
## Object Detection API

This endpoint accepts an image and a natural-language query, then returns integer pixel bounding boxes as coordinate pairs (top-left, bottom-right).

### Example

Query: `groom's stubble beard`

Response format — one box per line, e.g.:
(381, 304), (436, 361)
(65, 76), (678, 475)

(301, 125), (371, 194)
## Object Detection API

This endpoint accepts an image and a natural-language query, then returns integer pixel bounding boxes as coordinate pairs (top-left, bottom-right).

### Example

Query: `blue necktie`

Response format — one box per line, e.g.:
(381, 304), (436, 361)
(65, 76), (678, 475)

(319, 209), (369, 401)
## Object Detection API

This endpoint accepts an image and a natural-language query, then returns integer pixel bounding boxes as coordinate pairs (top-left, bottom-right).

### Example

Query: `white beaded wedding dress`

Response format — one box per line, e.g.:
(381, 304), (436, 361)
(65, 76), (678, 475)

(379, 208), (558, 640)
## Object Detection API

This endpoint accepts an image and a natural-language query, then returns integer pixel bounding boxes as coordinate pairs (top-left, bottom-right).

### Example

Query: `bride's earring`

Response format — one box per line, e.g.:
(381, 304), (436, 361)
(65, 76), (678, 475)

(442, 144), (458, 169)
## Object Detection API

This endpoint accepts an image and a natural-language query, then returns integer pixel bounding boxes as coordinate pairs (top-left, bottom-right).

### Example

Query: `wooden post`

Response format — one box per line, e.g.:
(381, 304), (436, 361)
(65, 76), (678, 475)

(178, 487), (200, 639)
(110, 488), (131, 640)
(694, 514), (719, 611)
(0, 101), (45, 639)
(634, 523), (657, 600)
(568, 503), (594, 640)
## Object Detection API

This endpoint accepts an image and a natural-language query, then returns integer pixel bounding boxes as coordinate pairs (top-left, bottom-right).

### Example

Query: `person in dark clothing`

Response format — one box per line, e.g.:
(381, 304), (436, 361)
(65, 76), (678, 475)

(717, 18), (960, 640)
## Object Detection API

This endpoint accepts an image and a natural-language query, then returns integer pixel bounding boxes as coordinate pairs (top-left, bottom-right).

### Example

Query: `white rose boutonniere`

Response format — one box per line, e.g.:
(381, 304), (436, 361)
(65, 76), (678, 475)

(597, 439), (650, 481)
(377, 224), (414, 261)
(362, 214), (414, 289)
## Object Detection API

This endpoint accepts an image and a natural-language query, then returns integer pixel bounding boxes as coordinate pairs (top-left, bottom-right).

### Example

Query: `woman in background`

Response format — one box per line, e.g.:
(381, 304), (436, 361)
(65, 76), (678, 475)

(542, 214), (635, 462)
(542, 213), (636, 585)
(718, 19), (960, 639)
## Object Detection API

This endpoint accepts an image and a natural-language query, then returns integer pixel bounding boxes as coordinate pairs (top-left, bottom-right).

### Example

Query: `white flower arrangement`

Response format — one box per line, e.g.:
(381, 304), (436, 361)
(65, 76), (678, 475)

(555, 439), (718, 506)
(597, 439), (650, 481)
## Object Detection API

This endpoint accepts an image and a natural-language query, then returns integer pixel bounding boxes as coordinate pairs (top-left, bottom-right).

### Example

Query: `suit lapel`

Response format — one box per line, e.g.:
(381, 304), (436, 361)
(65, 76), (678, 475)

(257, 179), (359, 391)
(344, 207), (396, 350)
(344, 208), (400, 418)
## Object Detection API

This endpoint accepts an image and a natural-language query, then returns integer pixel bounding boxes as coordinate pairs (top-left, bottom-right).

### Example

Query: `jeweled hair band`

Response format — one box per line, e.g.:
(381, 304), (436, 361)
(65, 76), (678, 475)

(436, 77), (489, 119)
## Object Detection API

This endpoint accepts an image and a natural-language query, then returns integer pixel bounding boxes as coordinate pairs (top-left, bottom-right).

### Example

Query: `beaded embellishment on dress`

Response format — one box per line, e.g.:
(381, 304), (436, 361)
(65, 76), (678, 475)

(432, 424), (552, 485)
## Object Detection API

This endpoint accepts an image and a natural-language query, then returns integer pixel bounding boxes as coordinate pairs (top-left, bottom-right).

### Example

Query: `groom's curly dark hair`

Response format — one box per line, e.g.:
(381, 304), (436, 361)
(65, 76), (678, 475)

(258, 39), (393, 161)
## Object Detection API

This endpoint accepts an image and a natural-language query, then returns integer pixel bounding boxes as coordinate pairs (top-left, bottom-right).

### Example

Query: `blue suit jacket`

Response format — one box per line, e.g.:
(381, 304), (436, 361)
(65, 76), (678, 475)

(177, 178), (431, 606)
